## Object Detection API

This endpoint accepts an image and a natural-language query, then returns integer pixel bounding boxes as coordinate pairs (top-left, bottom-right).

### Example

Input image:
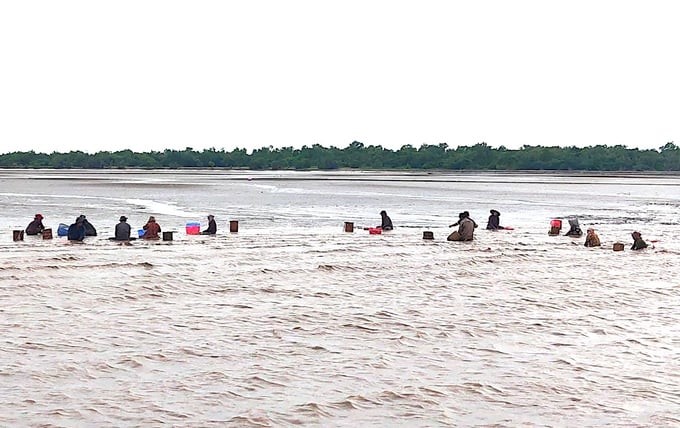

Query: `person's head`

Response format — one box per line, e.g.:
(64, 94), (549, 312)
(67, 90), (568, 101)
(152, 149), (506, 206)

(35, 213), (44, 220)
(632, 231), (642, 239)
(208, 215), (214, 220)
(490, 209), (500, 216)
(587, 228), (595, 234)
(463, 211), (470, 218)
(380, 210), (387, 217)
(148, 216), (156, 222)
(458, 212), (465, 219)
(75, 216), (83, 224)
(119, 216), (128, 223)
(79, 214), (86, 220)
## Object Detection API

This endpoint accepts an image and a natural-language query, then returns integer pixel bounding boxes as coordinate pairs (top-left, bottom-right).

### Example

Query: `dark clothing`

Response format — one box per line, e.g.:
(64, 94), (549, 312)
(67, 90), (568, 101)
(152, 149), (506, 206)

(202, 219), (217, 235)
(26, 219), (45, 235)
(631, 237), (648, 250)
(82, 219), (97, 236)
(67, 223), (86, 241)
(565, 219), (582, 237)
(380, 215), (393, 231)
(142, 221), (161, 239)
(115, 222), (131, 240)
(486, 213), (502, 230)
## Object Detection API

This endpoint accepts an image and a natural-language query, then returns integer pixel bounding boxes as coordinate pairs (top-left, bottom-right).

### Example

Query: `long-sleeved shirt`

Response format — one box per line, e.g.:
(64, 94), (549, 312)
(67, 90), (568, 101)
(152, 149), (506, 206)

(115, 222), (131, 240)
(67, 223), (86, 241)
(202, 219), (217, 235)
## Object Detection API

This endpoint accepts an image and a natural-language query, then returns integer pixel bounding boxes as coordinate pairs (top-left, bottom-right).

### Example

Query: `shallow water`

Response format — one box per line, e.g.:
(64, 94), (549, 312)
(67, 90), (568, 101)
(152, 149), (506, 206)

(0, 170), (679, 427)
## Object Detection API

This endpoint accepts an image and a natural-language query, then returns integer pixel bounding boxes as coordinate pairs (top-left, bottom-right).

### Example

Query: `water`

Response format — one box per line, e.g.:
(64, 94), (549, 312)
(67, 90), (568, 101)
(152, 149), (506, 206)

(0, 169), (679, 427)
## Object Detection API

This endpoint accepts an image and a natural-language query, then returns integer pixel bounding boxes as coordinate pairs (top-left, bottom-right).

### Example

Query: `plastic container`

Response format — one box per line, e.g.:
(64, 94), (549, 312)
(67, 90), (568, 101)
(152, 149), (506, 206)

(138, 229), (145, 238)
(368, 227), (382, 235)
(186, 222), (200, 235)
(550, 219), (562, 228)
(57, 223), (69, 237)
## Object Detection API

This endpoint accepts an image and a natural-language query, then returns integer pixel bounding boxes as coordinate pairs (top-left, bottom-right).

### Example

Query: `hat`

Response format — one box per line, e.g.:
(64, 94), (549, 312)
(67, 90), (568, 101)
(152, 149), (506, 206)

(119, 216), (128, 222)
(207, 214), (214, 219)
(490, 209), (500, 216)
(35, 213), (44, 219)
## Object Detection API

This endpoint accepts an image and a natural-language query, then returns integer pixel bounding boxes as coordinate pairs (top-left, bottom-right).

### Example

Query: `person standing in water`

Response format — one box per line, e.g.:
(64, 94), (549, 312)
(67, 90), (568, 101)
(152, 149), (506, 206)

(201, 215), (217, 235)
(379, 210), (393, 231)
(142, 216), (161, 239)
(26, 214), (45, 235)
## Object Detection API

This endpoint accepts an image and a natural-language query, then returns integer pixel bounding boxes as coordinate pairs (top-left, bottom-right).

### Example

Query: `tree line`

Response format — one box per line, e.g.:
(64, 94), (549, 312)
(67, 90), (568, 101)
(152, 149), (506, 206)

(1, 141), (679, 171)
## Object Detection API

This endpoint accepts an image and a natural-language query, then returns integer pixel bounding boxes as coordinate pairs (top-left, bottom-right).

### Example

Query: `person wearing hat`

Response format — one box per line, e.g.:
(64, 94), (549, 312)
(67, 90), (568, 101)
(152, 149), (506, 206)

(142, 216), (161, 239)
(115, 216), (131, 241)
(201, 214), (217, 235)
(25, 213), (45, 235)
(486, 209), (504, 230)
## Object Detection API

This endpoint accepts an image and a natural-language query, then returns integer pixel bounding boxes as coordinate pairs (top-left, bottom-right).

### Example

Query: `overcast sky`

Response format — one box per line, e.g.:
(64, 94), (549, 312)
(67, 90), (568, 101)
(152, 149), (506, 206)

(1, 1), (679, 154)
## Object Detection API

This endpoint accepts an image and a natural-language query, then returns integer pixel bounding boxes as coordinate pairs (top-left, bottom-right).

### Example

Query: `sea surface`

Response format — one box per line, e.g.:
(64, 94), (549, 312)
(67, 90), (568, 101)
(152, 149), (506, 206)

(0, 169), (678, 427)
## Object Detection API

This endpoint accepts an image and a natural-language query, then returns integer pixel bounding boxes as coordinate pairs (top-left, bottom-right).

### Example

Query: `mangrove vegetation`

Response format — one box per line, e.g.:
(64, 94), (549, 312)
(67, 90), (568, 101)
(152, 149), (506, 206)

(1, 142), (679, 171)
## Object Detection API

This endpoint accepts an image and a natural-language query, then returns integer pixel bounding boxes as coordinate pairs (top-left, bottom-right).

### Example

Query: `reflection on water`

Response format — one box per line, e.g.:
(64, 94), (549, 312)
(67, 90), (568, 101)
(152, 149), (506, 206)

(0, 170), (679, 427)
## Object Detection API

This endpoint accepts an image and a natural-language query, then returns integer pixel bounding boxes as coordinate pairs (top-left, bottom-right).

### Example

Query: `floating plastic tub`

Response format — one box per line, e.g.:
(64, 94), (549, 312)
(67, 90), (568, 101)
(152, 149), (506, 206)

(186, 222), (200, 235)
(368, 227), (382, 235)
(550, 219), (562, 229)
(138, 229), (145, 238)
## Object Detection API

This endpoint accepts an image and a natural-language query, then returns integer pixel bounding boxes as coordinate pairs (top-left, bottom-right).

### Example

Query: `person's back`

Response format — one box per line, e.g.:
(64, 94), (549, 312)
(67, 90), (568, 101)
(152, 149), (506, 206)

(82, 219), (97, 236)
(142, 216), (161, 239)
(26, 214), (45, 235)
(458, 217), (475, 241)
(67, 220), (86, 241)
(115, 217), (131, 240)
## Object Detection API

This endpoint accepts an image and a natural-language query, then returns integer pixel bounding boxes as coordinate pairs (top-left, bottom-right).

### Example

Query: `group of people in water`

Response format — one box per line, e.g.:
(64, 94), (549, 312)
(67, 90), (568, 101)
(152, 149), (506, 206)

(24, 210), (649, 250)
(24, 213), (218, 243)
(377, 209), (650, 250)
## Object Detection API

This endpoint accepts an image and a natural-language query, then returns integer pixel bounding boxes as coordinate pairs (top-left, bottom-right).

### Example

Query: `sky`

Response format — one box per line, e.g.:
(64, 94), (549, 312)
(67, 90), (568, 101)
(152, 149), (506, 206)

(1, 1), (679, 154)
